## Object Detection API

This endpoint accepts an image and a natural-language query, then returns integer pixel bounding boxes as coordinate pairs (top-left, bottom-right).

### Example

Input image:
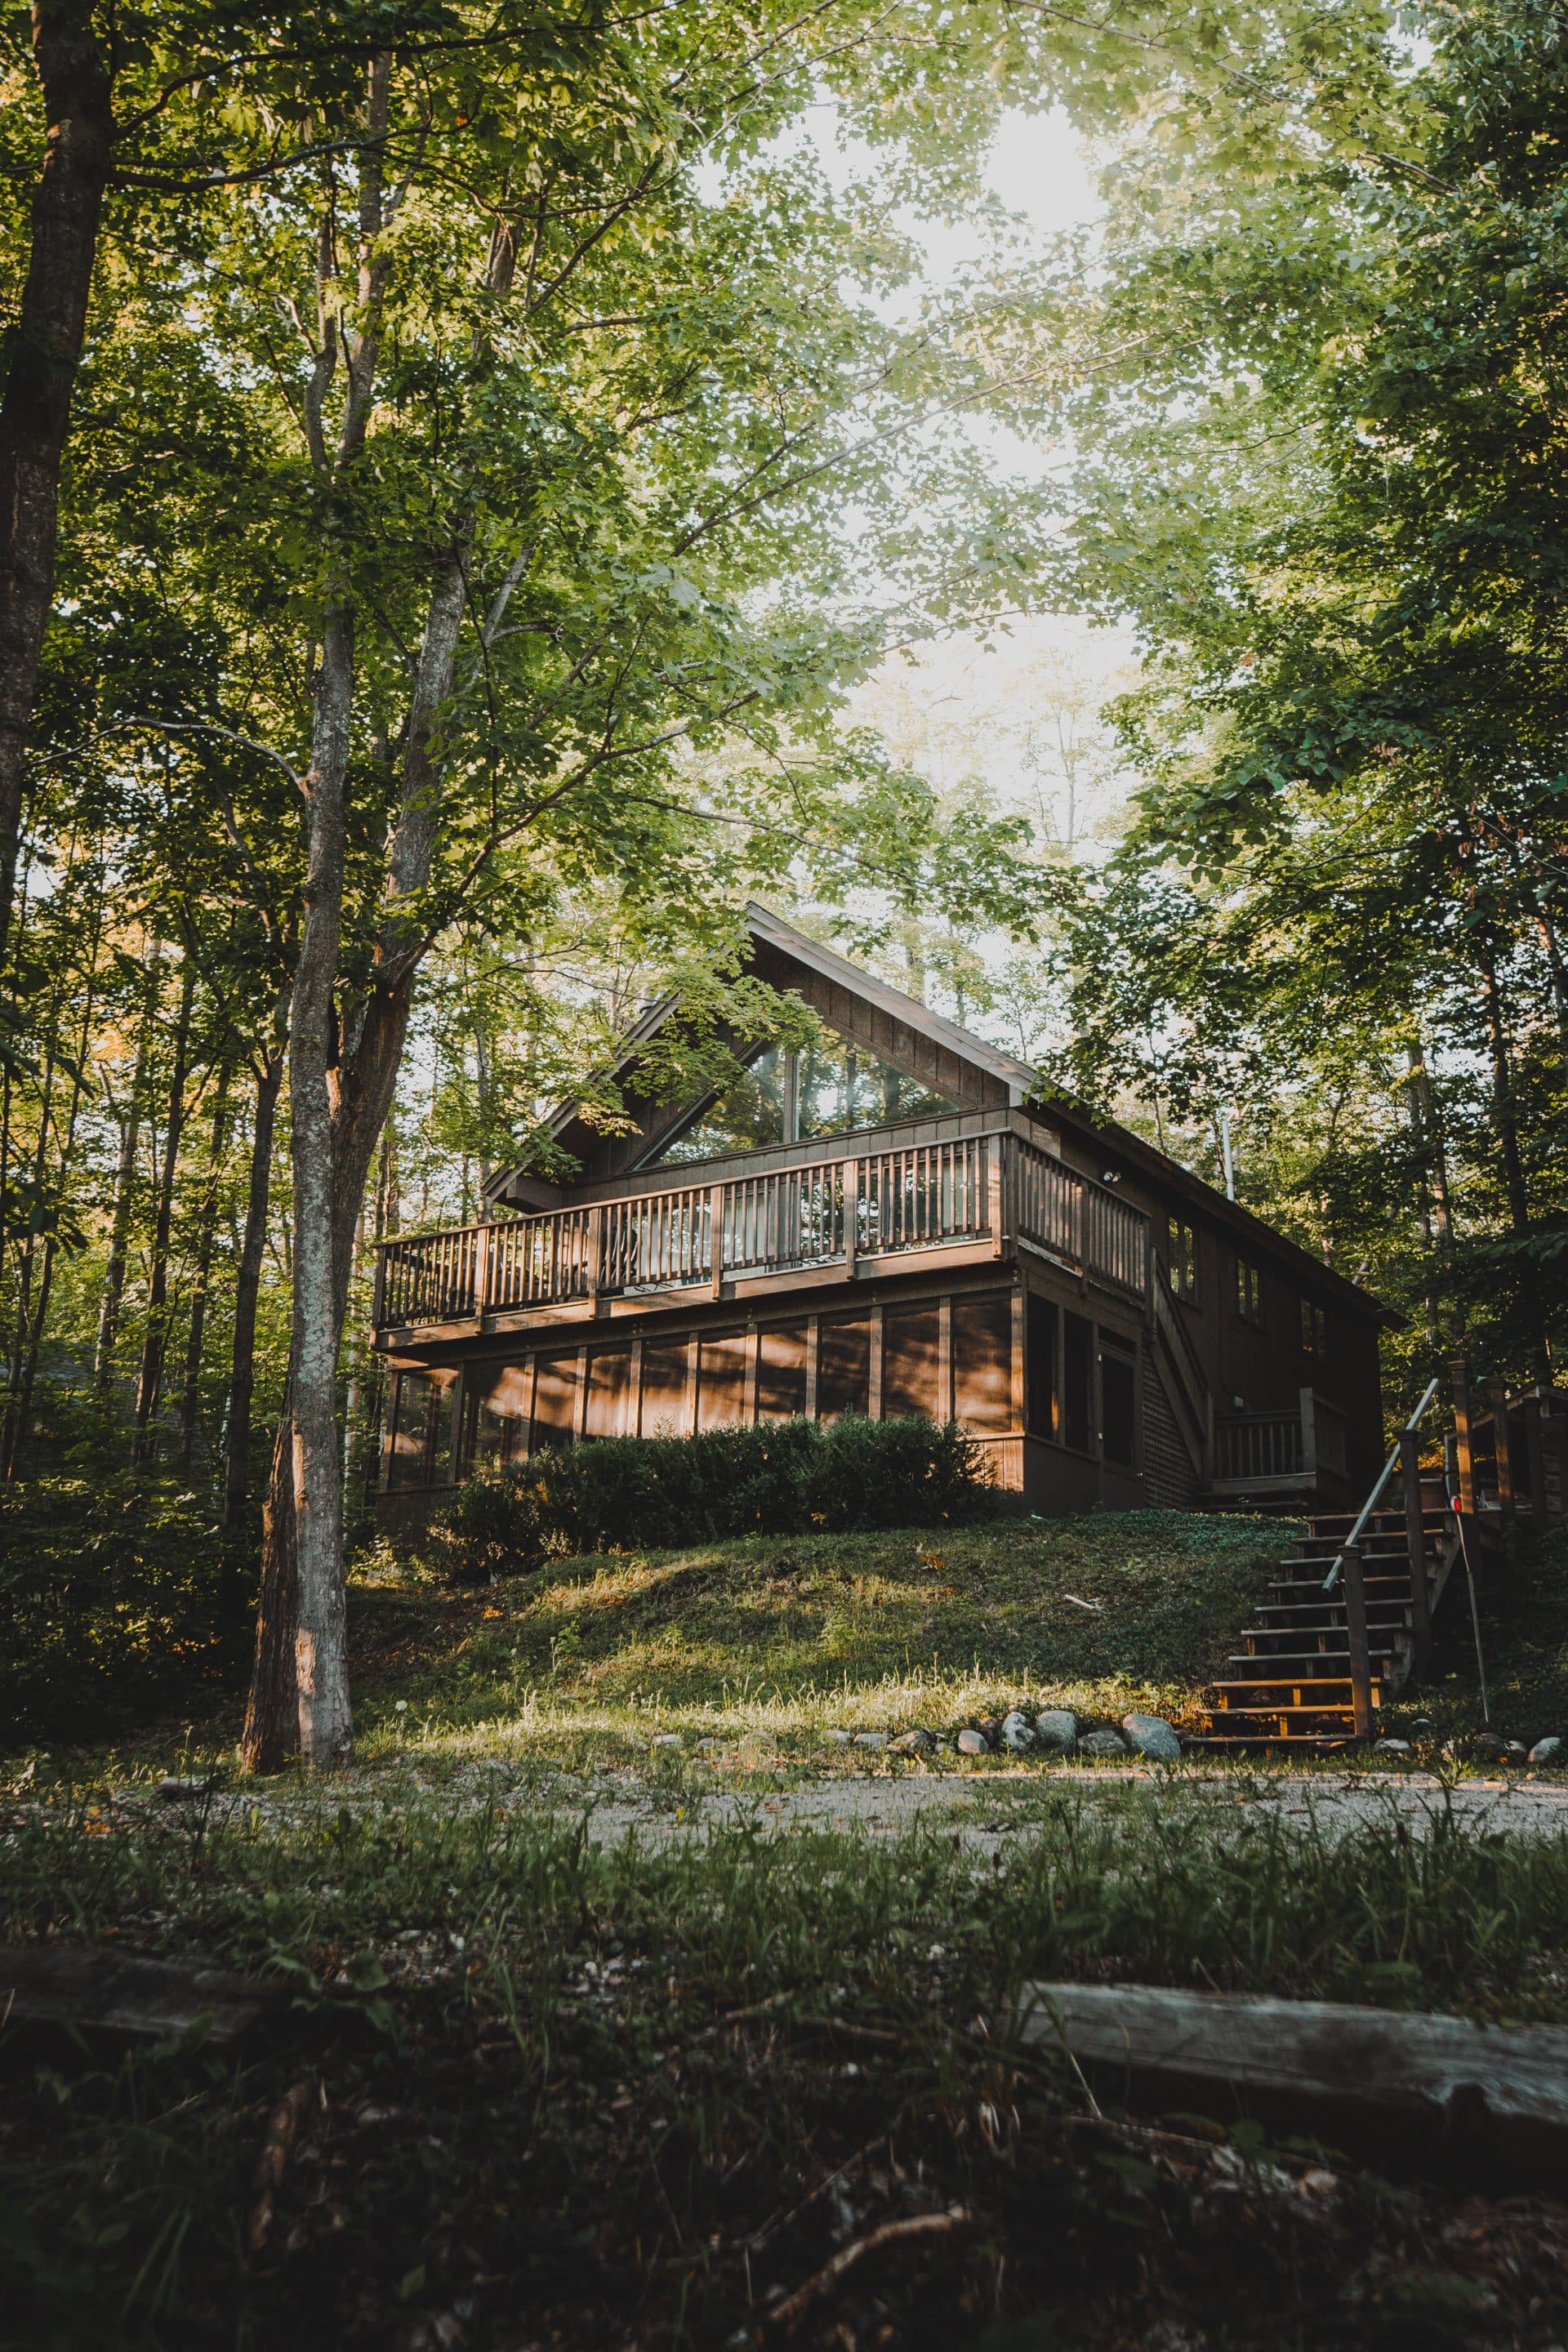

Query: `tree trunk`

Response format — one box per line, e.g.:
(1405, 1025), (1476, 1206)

(95, 1022), (148, 1385)
(131, 956), (196, 1464)
(1477, 949), (1530, 1236)
(177, 1076), (230, 1472)
(224, 1040), (284, 1527)
(0, 3), (113, 967)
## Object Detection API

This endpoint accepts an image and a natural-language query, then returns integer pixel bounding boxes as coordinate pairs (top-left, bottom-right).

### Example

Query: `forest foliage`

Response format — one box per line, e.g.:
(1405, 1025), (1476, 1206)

(0, 0), (1563, 1744)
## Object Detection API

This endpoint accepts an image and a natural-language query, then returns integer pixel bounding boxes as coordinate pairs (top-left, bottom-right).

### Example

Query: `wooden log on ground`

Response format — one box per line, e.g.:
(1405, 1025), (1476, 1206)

(1018, 1981), (1568, 2187)
(0, 1944), (275, 2051)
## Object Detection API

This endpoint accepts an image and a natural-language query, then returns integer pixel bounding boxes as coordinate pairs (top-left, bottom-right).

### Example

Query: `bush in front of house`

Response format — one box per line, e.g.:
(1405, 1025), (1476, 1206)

(430, 1414), (995, 1581)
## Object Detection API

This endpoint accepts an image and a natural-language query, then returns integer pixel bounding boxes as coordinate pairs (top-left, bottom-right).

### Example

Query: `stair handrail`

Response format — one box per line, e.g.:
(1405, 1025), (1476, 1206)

(1321, 1378), (1441, 1593)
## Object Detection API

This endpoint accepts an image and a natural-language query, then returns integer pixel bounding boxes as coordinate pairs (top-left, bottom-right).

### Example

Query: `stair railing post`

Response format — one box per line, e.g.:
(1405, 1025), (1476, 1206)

(1341, 1539), (1375, 1740)
(1299, 1385), (1317, 1484)
(1450, 1356), (1477, 1518)
(1401, 1428), (1432, 1677)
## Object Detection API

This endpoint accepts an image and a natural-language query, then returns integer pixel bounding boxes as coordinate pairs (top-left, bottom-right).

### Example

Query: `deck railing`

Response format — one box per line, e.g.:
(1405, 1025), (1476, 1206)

(1212, 1389), (1349, 1487)
(374, 1127), (1149, 1328)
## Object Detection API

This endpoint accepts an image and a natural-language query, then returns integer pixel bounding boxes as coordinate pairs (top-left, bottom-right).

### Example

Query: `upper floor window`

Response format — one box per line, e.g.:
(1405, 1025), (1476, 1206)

(653, 1045), (787, 1165)
(1300, 1297), (1327, 1355)
(1168, 1219), (1198, 1302)
(648, 1029), (957, 1167)
(1235, 1255), (1264, 1326)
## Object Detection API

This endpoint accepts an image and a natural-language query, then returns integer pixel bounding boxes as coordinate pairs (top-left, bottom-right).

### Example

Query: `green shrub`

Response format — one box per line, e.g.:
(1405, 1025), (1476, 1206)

(0, 1473), (239, 1739)
(430, 1414), (994, 1581)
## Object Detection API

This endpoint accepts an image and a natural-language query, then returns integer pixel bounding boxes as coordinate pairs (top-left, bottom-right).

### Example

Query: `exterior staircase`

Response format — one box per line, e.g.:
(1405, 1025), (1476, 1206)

(1196, 1505), (1457, 1748)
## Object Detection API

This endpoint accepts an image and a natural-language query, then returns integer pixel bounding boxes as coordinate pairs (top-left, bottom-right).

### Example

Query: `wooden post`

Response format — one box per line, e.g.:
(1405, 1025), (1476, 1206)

(1487, 1378), (1516, 1522)
(1342, 1539), (1375, 1739)
(630, 1337), (644, 1441)
(1450, 1357), (1477, 1518)
(938, 1294), (953, 1424)
(371, 1245), (386, 1330)
(868, 1302), (884, 1420)
(743, 1323), (760, 1426)
(990, 1135), (1006, 1258)
(1401, 1428), (1432, 1677)
(804, 1315), (820, 1421)
(710, 1183), (725, 1299)
(1526, 1393), (1549, 1528)
(1299, 1385), (1317, 1483)
(844, 1159), (859, 1280)
(1010, 1285), (1026, 1438)
(586, 1204), (604, 1312)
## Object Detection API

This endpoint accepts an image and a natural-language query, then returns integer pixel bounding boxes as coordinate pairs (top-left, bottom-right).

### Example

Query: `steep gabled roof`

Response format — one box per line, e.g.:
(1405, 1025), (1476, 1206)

(483, 902), (1034, 1202)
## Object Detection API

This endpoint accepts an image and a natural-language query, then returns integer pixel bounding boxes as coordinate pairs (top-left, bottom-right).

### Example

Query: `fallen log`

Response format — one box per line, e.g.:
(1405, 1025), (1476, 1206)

(0, 1944), (275, 2051)
(1018, 1981), (1568, 2188)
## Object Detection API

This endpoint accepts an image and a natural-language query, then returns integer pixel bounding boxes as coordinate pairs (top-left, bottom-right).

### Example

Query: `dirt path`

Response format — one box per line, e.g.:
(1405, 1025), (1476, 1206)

(120, 1760), (1568, 1850)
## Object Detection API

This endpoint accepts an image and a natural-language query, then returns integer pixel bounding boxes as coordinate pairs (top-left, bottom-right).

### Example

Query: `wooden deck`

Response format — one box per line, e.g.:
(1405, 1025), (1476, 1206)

(372, 1113), (1152, 1342)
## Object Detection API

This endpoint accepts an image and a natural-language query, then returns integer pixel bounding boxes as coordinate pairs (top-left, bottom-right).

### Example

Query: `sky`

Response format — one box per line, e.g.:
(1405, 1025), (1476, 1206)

(838, 104), (1142, 854)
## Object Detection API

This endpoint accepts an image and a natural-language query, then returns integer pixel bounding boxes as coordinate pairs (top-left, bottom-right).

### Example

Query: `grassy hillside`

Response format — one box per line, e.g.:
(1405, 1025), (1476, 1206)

(345, 1508), (1294, 1772)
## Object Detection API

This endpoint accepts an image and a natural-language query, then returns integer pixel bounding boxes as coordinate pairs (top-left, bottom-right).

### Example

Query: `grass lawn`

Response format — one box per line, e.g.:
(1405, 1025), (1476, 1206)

(6, 1513), (1568, 2347)
(3, 1779), (1568, 2350)
(24, 1508), (1294, 1790)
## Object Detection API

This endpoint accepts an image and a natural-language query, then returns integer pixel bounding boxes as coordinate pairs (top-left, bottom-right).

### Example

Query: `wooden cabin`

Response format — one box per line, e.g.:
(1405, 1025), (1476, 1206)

(372, 906), (1390, 1526)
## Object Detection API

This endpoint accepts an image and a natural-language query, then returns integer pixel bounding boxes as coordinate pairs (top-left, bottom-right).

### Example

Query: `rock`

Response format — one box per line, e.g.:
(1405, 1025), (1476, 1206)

(651, 1734), (683, 1748)
(889, 1730), (933, 1756)
(1373, 1737), (1414, 1757)
(156, 1775), (217, 1800)
(824, 1729), (852, 1745)
(1505, 1740), (1528, 1762)
(1000, 1711), (1035, 1753)
(976, 1716), (1003, 1742)
(1529, 1736), (1564, 1766)
(1121, 1713), (1182, 1762)
(956, 1726), (991, 1757)
(853, 1731), (889, 1751)
(1034, 1709), (1078, 1753)
(1078, 1729), (1128, 1757)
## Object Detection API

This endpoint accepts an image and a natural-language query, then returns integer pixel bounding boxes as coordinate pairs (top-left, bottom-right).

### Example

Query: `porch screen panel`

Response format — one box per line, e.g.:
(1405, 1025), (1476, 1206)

(883, 1303), (942, 1421)
(757, 1325), (807, 1419)
(951, 1292), (1012, 1432)
(1101, 1336), (1136, 1465)
(387, 1370), (433, 1490)
(817, 1317), (871, 1421)
(532, 1352), (579, 1450)
(1026, 1295), (1058, 1438)
(697, 1334), (747, 1429)
(473, 1361), (532, 1468)
(1062, 1312), (1093, 1453)
(640, 1337), (691, 1435)
(586, 1348), (633, 1439)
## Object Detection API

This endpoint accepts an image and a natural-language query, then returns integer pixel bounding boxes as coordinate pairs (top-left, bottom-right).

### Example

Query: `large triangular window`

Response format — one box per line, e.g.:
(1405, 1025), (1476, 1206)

(647, 1031), (958, 1167)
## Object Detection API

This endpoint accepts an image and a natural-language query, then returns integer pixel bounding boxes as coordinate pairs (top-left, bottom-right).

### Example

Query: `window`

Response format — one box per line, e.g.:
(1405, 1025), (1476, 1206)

(1026, 1294), (1058, 1438)
(1168, 1219), (1198, 1302)
(646, 1028), (958, 1166)
(653, 1045), (787, 1165)
(951, 1292), (1013, 1432)
(817, 1316), (871, 1420)
(757, 1325), (807, 1419)
(386, 1370), (457, 1490)
(1235, 1256), (1264, 1326)
(1062, 1310), (1094, 1453)
(1101, 1334), (1137, 1466)
(1299, 1297), (1327, 1356)
(884, 1303), (942, 1420)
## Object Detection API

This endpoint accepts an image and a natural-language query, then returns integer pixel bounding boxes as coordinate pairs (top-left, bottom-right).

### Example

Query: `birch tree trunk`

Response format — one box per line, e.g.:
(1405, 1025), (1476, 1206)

(0, 2), (113, 966)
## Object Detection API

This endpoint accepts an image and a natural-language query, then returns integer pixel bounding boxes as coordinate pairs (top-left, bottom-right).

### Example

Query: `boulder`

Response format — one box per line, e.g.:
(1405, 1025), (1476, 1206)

(853, 1731), (889, 1751)
(1505, 1740), (1529, 1764)
(1000, 1711), (1035, 1753)
(651, 1734), (683, 1749)
(1121, 1713), (1181, 1762)
(889, 1729), (933, 1756)
(956, 1726), (991, 1757)
(1529, 1735), (1564, 1766)
(1373, 1737), (1414, 1757)
(1078, 1729), (1128, 1757)
(823, 1729), (852, 1745)
(1033, 1709), (1078, 1753)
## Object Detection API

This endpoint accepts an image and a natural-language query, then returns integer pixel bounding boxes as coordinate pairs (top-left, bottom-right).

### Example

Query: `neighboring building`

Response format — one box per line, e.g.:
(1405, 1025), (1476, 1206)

(372, 905), (1390, 1525)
